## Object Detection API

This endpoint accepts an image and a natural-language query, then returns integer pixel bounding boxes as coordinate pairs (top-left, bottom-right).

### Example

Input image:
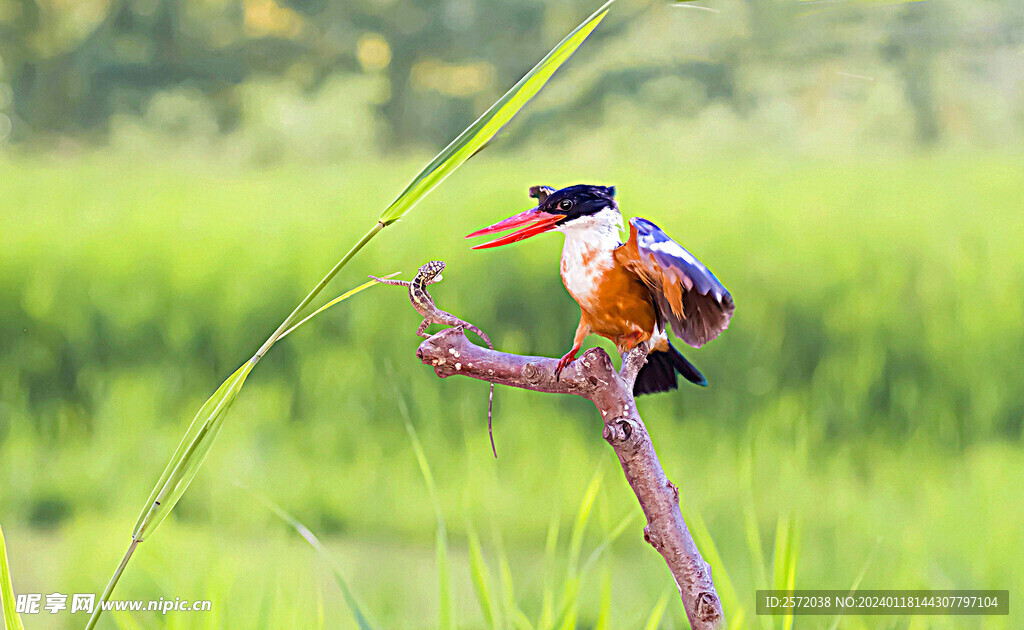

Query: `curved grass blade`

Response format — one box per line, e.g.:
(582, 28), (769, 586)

(594, 567), (612, 630)
(771, 515), (801, 630)
(132, 360), (257, 542)
(87, 3), (614, 625)
(277, 273), (399, 340)
(397, 388), (453, 630)
(679, 493), (744, 624)
(537, 512), (561, 630)
(493, 528), (534, 630)
(552, 509), (635, 630)
(247, 489), (375, 630)
(555, 466), (604, 630)
(826, 537), (880, 630)
(568, 467), (603, 574)
(643, 588), (672, 630)
(740, 445), (772, 630)
(378, 0), (614, 225)
(554, 509), (635, 630)
(110, 610), (142, 630)
(468, 523), (502, 630)
(0, 525), (25, 630)
(783, 519), (800, 630)
(729, 606), (747, 630)
(581, 509), (638, 575)
(133, 272), (391, 543)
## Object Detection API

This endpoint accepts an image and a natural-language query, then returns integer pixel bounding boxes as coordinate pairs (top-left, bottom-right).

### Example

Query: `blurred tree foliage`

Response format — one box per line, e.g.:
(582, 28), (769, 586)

(0, 0), (1022, 151)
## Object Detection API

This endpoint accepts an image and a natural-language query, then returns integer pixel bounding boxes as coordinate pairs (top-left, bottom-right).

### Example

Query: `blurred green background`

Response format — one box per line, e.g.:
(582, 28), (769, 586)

(2, 0), (1023, 628)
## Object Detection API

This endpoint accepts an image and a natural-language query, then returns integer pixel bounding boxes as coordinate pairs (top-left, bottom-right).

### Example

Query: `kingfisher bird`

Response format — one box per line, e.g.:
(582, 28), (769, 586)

(467, 184), (734, 395)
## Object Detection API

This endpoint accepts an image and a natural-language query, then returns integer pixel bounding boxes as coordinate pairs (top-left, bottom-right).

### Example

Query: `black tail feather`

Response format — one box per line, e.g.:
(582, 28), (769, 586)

(633, 342), (707, 396)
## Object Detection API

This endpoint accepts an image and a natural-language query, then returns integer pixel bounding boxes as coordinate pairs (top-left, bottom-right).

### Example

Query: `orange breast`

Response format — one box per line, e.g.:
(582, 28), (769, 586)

(578, 258), (658, 350)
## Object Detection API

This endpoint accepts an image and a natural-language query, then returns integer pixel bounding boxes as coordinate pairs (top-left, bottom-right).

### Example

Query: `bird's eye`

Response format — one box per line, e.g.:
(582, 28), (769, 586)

(558, 199), (573, 211)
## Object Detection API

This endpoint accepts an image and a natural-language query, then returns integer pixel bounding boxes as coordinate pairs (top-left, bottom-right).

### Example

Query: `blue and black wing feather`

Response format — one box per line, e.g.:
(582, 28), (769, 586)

(627, 217), (734, 348)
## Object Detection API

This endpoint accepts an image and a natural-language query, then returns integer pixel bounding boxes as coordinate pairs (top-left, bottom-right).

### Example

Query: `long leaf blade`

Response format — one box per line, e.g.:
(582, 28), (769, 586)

(378, 1), (613, 224)
(133, 272), (387, 541)
(278, 273), (400, 340)
(581, 510), (639, 576)
(594, 567), (612, 630)
(468, 523), (501, 630)
(679, 491), (744, 623)
(643, 589), (672, 630)
(0, 525), (25, 630)
(398, 391), (453, 630)
(770, 514), (801, 630)
(132, 360), (256, 540)
(555, 466), (604, 629)
(89, 4), (616, 624)
(537, 512), (560, 630)
(568, 467), (603, 574)
(494, 529), (534, 630)
(826, 537), (880, 630)
(782, 518), (800, 630)
(249, 490), (375, 630)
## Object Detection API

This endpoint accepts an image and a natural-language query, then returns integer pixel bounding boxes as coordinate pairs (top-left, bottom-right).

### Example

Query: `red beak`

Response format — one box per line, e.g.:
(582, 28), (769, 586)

(466, 208), (566, 249)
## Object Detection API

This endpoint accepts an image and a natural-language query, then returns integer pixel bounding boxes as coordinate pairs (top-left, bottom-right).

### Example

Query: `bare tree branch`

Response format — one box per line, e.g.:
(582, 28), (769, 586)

(390, 263), (726, 628)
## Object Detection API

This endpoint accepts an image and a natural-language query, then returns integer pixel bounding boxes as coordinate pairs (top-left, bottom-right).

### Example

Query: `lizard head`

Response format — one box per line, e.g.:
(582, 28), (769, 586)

(418, 260), (445, 283)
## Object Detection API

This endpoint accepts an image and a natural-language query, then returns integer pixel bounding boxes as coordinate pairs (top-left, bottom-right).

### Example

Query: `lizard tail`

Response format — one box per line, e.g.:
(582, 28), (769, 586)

(488, 382), (496, 458)
(368, 275), (410, 287)
(467, 324), (492, 350)
(464, 324), (497, 458)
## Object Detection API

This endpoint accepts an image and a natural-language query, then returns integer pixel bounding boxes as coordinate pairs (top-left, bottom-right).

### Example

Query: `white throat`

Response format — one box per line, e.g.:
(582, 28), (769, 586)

(557, 206), (623, 252)
(557, 207), (624, 306)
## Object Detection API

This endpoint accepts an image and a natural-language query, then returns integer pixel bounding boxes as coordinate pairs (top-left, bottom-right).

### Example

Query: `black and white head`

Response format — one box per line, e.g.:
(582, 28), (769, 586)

(467, 184), (622, 249)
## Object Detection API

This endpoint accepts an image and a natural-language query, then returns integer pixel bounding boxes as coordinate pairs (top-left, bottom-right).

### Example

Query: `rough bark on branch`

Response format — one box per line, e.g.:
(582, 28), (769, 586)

(395, 265), (725, 628)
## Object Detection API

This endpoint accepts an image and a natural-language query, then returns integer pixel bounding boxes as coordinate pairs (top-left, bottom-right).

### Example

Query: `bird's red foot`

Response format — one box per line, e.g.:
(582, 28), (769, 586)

(554, 349), (579, 381)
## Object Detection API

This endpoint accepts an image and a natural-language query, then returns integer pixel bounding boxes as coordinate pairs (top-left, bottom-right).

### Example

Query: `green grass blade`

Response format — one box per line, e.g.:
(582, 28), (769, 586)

(0, 525), (24, 630)
(132, 360), (256, 541)
(568, 467), (603, 574)
(770, 514), (801, 630)
(594, 567), (612, 630)
(581, 510), (638, 575)
(552, 509), (635, 630)
(434, 527), (454, 630)
(468, 523), (502, 630)
(135, 269), (390, 542)
(787, 521), (800, 594)
(398, 391), (453, 630)
(744, 502), (771, 630)
(277, 273), (399, 340)
(555, 602), (577, 630)
(377, 1), (613, 225)
(537, 512), (560, 630)
(248, 490), (375, 630)
(89, 4), (614, 625)
(554, 466), (603, 629)
(89, 279), (383, 630)
(771, 516), (790, 593)
(110, 610), (142, 630)
(782, 519), (801, 630)
(740, 446), (772, 630)
(827, 537), (881, 630)
(493, 529), (534, 630)
(769, 515), (791, 630)
(728, 607), (747, 630)
(89, 4), (614, 619)
(643, 589), (672, 630)
(729, 610), (753, 630)
(679, 492), (743, 624)
(315, 578), (325, 630)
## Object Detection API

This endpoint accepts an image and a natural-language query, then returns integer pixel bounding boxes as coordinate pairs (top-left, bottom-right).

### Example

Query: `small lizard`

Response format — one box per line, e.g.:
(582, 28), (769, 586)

(370, 261), (498, 457)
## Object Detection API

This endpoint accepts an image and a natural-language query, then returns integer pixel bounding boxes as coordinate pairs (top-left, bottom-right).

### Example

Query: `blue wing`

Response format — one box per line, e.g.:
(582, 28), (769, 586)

(623, 217), (734, 348)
